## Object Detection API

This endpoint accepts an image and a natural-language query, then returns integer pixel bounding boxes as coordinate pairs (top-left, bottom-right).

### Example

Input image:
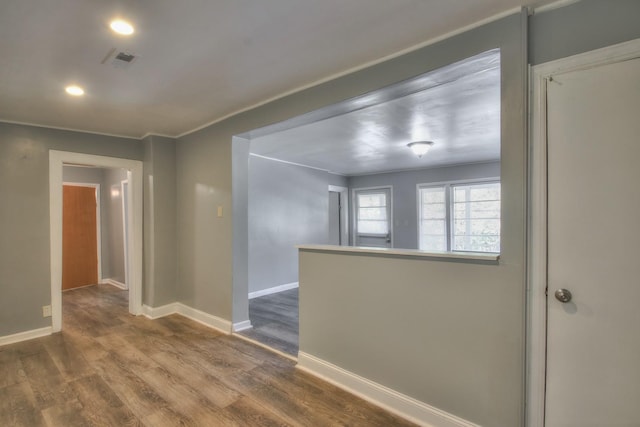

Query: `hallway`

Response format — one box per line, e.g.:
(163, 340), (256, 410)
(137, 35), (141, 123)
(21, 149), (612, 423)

(0, 284), (413, 426)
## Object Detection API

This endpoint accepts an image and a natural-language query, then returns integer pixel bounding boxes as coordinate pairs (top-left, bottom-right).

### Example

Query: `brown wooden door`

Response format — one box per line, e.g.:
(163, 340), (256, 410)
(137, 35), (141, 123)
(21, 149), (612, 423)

(62, 185), (98, 290)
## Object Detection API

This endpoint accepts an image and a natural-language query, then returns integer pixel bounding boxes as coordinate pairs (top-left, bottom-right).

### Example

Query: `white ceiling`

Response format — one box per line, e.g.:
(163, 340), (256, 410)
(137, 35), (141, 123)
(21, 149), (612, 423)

(0, 0), (549, 138)
(250, 50), (501, 176)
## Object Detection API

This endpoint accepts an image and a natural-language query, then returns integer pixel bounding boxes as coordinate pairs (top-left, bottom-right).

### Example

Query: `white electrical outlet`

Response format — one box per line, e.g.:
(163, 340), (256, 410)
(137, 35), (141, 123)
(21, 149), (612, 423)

(42, 305), (52, 317)
(217, 206), (223, 217)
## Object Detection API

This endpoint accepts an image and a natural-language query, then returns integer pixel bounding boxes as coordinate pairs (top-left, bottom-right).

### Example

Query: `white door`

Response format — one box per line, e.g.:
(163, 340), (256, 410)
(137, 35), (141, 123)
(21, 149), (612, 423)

(354, 187), (392, 248)
(545, 56), (640, 426)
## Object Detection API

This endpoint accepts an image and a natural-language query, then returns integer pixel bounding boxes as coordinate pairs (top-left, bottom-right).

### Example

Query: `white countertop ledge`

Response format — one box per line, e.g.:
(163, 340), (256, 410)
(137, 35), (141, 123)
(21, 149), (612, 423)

(297, 244), (500, 262)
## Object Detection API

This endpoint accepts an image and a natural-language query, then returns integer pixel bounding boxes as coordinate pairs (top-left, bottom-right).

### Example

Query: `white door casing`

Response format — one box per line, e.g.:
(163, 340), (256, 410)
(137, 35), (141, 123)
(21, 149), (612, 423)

(121, 179), (131, 290)
(529, 39), (640, 427)
(50, 151), (143, 331)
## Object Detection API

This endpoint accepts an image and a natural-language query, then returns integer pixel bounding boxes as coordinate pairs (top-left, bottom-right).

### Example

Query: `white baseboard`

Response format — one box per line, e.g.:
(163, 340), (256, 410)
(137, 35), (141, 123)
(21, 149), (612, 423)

(101, 278), (127, 290)
(142, 302), (232, 334)
(142, 303), (179, 319)
(177, 303), (232, 334)
(249, 281), (299, 299)
(232, 320), (252, 332)
(297, 352), (480, 427)
(0, 326), (53, 347)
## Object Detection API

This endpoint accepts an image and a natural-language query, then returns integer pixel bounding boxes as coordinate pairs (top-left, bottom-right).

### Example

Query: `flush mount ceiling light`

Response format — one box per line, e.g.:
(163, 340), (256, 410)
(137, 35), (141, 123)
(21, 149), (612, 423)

(407, 141), (434, 158)
(110, 19), (134, 35)
(65, 85), (85, 96)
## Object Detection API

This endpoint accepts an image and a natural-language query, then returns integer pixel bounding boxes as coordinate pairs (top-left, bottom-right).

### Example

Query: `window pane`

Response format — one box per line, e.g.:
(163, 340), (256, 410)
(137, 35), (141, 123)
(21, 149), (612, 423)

(422, 219), (445, 235)
(420, 234), (446, 251)
(452, 234), (500, 253)
(421, 203), (445, 219)
(452, 182), (500, 253)
(359, 207), (387, 220)
(422, 189), (444, 203)
(358, 193), (386, 207)
(453, 219), (500, 236)
(357, 191), (388, 235)
(419, 186), (446, 251)
(358, 220), (388, 234)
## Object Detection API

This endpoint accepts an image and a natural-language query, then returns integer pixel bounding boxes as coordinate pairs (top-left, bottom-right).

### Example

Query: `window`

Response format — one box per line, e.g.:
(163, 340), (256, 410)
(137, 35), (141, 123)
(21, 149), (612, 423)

(418, 186), (446, 251)
(419, 181), (500, 253)
(356, 191), (389, 235)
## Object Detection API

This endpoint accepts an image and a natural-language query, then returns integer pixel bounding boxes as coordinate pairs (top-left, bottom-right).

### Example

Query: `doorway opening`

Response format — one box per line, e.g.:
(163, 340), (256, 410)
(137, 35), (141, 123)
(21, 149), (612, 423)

(49, 151), (143, 332)
(232, 48), (502, 357)
(329, 185), (349, 246)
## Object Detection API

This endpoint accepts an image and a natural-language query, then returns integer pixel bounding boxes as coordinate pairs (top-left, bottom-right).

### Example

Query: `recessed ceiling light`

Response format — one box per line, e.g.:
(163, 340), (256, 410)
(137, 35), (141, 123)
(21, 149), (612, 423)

(110, 19), (134, 35)
(65, 85), (85, 96)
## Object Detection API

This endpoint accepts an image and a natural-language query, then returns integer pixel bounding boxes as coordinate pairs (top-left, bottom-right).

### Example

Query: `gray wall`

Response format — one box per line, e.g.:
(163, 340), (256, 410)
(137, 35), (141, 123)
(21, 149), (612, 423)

(295, 13), (528, 426)
(327, 173), (348, 188)
(348, 161), (500, 249)
(529, 0), (640, 65)
(0, 122), (142, 336)
(143, 135), (178, 307)
(181, 12), (528, 427)
(248, 156), (330, 293)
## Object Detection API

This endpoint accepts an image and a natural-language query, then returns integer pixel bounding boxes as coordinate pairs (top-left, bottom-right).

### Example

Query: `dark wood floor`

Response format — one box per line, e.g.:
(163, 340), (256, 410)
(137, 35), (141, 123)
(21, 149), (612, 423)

(239, 289), (299, 356)
(0, 284), (415, 426)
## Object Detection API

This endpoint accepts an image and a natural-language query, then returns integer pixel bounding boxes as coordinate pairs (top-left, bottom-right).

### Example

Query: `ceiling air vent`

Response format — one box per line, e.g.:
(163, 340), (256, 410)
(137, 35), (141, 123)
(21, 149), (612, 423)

(115, 52), (136, 63)
(100, 48), (138, 69)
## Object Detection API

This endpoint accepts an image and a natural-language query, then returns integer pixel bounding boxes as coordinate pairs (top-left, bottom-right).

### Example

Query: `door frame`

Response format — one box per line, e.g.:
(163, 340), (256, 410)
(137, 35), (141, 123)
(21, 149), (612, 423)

(328, 185), (349, 245)
(351, 185), (393, 247)
(121, 179), (130, 289)
(49, 151), (143, 332)
(527, 38), (640, 427)
(62, 182), (102, 283)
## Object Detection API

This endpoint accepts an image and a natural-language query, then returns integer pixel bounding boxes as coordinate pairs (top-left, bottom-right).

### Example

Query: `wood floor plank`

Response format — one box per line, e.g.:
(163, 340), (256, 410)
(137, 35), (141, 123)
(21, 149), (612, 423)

(220, 395), (292, 427)
(41, 400), (93, 427)
(42, 334), (92, 382)
(166, 333), (260, 377)
(92, 353), (169, 419)
(257, 362), (416, 426)
(0, 347), (27, 388)
(148, 349), (241, 408)
(20, 350), (75, 409)
(58, 327), (109, 362)
(133, 365), (212, 415)
(141, 406), (197, 427)
(95, 334), (162, 372)
(69, 374), (141, 427)
(0, 382), (46, 427)
(0, 284), (417, 427)
(134, 365), (237, 426)
(245, 382), (333, 427)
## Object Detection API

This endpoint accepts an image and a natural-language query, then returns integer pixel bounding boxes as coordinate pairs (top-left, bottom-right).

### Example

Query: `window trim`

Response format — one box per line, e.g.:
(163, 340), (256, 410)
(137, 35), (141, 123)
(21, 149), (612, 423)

(352, 185), (394, 246)
(417, 177), (500, 254)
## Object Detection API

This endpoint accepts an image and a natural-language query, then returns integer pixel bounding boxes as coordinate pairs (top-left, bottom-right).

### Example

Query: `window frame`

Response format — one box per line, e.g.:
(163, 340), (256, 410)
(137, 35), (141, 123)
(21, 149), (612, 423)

(417, 177), (500, 254)
(352, 186), (393, 244)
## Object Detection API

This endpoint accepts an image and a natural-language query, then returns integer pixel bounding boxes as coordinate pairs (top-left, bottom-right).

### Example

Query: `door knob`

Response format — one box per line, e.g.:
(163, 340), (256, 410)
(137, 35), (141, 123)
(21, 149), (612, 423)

(554, 288), (572, 303)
